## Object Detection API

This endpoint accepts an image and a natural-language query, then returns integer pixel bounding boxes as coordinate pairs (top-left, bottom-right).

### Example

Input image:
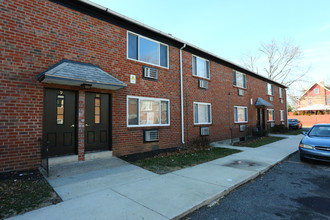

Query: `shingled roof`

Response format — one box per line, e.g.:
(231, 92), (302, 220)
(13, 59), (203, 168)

(37, 59), (127, 90)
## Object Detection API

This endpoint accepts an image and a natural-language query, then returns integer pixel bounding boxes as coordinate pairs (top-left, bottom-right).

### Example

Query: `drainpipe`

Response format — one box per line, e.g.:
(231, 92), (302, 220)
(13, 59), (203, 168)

(180, 43), (186, 144)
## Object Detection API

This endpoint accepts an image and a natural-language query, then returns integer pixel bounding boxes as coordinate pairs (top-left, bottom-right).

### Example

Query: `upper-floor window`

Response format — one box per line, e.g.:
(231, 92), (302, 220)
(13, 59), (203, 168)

(267, 83), (274, 96)
(192, 55), (210, 79)
(280, 110), (285, 121)
(267, 109), (275, 121)
(127, 32), (168, 68)
(279, 87), (283, 98)
(314, 88), (319, 94)
(234, 106), (248, 123)
(127, 96), (170, 127)
(194, 102), (212, 124)
(233, 71), (246, 89)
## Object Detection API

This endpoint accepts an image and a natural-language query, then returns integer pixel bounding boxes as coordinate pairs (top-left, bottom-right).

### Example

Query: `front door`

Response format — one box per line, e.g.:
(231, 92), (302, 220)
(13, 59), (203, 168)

(85, 93), (111, 152)
(43, 89), (76, 157)
(257, 108), (266, 130)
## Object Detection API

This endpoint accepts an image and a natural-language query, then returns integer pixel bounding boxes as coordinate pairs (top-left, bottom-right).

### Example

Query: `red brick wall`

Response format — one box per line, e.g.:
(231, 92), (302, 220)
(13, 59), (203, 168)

(0, 0), (287, 172)
(288, 115), (330, 127)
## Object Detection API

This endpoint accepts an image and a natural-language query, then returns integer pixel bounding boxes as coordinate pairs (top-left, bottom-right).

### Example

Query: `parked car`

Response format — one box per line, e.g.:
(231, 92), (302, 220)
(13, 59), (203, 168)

(288, 119), (302, 129)
(299, 124), (330, 162)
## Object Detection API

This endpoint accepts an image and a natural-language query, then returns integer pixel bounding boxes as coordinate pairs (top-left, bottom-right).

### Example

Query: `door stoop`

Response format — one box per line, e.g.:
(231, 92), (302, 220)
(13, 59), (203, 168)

(49, 151), (113, 166)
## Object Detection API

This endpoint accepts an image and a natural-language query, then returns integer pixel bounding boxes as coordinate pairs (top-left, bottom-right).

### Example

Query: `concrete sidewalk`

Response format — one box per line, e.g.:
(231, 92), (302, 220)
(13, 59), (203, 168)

(8, 134), (302, 220)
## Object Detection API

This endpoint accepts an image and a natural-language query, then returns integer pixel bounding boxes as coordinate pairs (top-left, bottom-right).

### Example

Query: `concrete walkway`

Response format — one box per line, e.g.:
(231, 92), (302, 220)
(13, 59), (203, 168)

(8, 134), (303, 220)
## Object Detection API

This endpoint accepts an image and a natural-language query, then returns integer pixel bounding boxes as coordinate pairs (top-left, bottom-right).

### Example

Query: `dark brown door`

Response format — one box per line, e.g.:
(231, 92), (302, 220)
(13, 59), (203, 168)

(85, 93), (111, 152)
(43, 89), (76, 156)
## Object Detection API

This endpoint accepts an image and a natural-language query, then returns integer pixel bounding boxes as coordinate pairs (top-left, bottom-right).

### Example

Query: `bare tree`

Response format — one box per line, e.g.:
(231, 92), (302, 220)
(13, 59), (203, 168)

(241, 39), (309, 87)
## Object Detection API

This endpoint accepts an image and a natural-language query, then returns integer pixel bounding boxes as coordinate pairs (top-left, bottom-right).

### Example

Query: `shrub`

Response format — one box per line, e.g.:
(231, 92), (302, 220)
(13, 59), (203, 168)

(191, 137), (210, 147)
(271, 124), (288, 133)
(293, 111), (298, 115)
(317, 111), (323, 115)
(253, 128), (269, 137)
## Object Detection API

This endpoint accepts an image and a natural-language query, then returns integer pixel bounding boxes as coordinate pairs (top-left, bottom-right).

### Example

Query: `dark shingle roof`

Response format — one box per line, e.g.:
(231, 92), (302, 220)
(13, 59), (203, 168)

(37, 59), (126, 90)
(255, 98), (274, 107)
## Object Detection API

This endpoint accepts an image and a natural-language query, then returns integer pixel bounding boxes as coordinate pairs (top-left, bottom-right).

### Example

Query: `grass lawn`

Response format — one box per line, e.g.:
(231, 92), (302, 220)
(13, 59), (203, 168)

(284, 129), (305, 135)
(233, 136), (286, 148)
(133, 147), (241, 174)
(0, 170), (61, 219)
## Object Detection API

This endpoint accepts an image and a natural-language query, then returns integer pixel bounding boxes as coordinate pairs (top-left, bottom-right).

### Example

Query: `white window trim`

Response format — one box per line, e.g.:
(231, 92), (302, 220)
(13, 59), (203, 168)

(267, 109), (275, 121)
(267, 83), (274, 96)
(192, 55), (210, 80)
(279, 88), (283, 98)
(280, 110), (285, 121)
(233, 71), (247, 89)
(314, 88), (319, 94)
(127, 95), (170, 127)
(193, 102), (212, 125)
(127, 31), (169, 69)
(234, 106), (248, 123)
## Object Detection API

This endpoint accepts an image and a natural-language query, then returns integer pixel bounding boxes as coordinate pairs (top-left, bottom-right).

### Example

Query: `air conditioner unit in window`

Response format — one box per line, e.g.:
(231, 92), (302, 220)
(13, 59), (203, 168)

(280, 99), (283, 103)
(269, 96), (273, 101)
(143, 66), (158, 80)
(271, 123), (275, 128)
(198, 79), (208, 89)
(200, 127), (209, 136)
(238, 89), (244, 96)
(239, 124), (246, 132)
(144, 130), (159, 142)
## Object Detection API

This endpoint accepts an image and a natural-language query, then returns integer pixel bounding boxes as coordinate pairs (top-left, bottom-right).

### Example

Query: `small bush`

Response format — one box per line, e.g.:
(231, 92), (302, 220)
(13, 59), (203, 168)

(293, 111), (298, 115)
(317, 111), (323, 115)
(253, 128), (269, 137)
(271, 124), (288, 133)
(191, 137), (210, 147)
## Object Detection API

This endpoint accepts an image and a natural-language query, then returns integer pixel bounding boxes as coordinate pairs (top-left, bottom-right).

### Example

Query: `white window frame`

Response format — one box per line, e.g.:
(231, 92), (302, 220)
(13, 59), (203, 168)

(267, 83), (274, 96)
(127, 96), (170, 127)
(267, 109), (275, 121)
(314, 88), (319, 94)
(193, 102), (212, 125)
(279, 87), (283, 98)
(280, 110), (285, 121)
(127, 31), (169, 69)
(234, 106), (248, 123)
(233, 71), (247, 89)
(192, 55), (210, 80)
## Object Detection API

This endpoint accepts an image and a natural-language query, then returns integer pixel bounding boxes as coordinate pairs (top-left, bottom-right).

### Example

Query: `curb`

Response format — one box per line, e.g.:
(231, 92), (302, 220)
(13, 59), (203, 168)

(173, 150), (298, 220)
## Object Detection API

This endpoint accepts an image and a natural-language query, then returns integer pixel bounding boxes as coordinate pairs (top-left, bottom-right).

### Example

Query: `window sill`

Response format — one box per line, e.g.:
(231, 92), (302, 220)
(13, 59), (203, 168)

(127, 57), (169, 70)
(194, 123), (212, 126)
(233, 85), (247, 90)
(127, 124), (170, 129)
(234, 121), (248, 124)
(192, 75), (210, 81)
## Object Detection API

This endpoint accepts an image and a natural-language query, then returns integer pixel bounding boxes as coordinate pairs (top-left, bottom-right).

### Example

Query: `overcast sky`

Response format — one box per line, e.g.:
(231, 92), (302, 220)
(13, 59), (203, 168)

(91, 0), (330, 94)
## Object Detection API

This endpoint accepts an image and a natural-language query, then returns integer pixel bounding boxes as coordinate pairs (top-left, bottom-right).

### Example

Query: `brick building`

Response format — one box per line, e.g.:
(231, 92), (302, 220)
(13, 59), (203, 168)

(0, 0), (287, 173)
(297, 81), (330, 113)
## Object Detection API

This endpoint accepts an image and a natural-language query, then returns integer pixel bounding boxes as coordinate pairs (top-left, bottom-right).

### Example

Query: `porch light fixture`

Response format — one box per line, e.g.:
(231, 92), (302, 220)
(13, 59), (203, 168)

(81, 83), (92, 89)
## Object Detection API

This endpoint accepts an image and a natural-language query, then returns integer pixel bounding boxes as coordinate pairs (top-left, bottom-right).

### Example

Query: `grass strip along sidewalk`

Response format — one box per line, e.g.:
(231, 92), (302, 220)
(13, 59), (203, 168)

(131, 146), (241, 174)
(234, 136), (286, 148)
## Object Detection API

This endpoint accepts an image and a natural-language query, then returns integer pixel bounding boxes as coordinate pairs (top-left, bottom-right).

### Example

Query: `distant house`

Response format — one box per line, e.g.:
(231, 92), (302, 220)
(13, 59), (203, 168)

(297, 81), (330, 114)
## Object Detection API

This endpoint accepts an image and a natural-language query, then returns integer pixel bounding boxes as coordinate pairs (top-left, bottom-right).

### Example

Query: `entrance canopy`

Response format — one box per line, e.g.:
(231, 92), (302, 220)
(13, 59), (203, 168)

(37, 59), (127, 90)
(255, 97), (273, 107)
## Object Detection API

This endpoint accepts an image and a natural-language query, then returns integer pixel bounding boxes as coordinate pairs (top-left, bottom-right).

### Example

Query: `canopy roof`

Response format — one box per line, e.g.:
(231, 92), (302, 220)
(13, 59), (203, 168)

(37, 59), (127, 90)
(255, 98), (274, 107)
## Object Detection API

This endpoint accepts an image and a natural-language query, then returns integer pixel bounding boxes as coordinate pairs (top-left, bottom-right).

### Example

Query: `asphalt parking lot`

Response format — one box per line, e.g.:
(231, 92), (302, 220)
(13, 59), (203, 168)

(185, 152), (330, 220)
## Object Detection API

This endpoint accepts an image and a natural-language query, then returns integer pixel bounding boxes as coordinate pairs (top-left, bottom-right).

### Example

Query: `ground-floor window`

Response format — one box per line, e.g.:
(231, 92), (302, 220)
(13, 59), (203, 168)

(267, 109), (275, 121)
(127, 96), (170, 127)
(194, 102), (212, 124)
(280, 110), (285, 121)
(234, 106), (248, 123)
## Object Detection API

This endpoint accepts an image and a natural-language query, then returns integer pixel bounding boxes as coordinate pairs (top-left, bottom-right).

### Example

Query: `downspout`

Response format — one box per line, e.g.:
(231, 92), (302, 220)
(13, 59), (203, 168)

(180, 43), (186, 144)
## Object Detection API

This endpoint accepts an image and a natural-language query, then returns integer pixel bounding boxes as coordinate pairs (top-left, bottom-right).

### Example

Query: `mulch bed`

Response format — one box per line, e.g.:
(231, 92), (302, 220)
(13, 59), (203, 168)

(0, 169), (61, 219)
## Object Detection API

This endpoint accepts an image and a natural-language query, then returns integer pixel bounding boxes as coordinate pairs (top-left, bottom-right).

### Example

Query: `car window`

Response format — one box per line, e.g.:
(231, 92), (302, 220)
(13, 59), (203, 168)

(309, 126), (330, 137)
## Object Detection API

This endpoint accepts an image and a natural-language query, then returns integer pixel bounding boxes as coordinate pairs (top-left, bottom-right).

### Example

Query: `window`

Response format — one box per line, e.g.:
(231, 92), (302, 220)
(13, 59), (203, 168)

(234, 106), (248, 123)
(192, 55), (210, 79)
(279, 87), (283, 98)
(56, 95), (64, 124)
(314, 88), (319, 94)
(95, 96), (100, 124)
(267, 83), (274, 96)
(233, 71), (246, 89)
(127, 32), (168, 68)
(280, 110), (285, 121)
(194, 102), (212, 124)
(127, 96), (170, 127)
(267, 109), (275, 121)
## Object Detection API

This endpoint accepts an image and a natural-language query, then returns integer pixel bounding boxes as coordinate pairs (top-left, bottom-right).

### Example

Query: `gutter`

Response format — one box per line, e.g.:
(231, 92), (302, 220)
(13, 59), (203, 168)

(76, 0), (287, 89)
(180, 44), (187, 144)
